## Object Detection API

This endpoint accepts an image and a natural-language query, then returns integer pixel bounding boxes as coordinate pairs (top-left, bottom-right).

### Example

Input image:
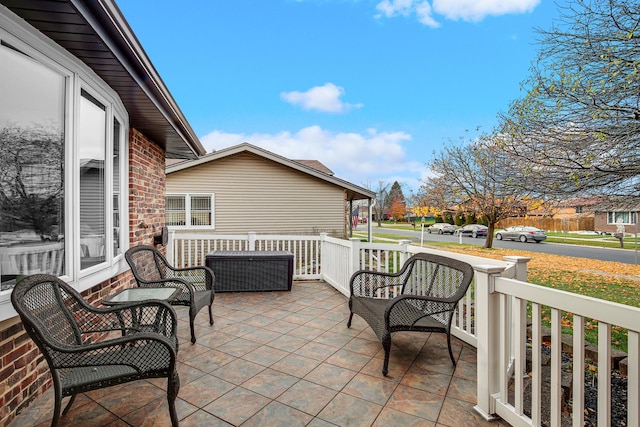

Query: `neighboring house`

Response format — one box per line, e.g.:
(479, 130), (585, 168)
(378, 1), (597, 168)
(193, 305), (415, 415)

(593, 197), (640, 235)
(166, 143), (374, 238)
(0, 1), (205, 424)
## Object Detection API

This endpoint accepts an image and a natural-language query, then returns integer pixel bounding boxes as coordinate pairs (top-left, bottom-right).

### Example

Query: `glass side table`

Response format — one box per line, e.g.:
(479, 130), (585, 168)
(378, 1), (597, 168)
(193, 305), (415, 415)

(103, 287), (180, 306)
(103, 287), (181, 335)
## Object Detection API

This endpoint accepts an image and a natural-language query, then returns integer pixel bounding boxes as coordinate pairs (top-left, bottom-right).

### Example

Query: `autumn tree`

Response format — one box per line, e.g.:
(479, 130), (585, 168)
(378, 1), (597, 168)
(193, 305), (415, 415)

(389, 198), (406, 222)
(497, 0), (640, 199)
(386, 181), (406, 222)
(422, 136), (535, 248)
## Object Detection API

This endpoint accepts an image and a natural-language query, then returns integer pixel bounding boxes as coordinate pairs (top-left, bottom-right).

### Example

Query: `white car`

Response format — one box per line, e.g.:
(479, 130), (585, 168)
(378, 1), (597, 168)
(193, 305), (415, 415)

(495, 226), (547, 243)
(427, 222), (455, 234)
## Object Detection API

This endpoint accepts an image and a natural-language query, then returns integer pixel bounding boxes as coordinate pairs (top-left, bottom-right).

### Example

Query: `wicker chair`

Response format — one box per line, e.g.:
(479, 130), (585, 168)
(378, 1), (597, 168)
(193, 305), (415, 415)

(11, 274), (180, 427)
(125, 245), (214, 343)
(347, 252), (474, 376)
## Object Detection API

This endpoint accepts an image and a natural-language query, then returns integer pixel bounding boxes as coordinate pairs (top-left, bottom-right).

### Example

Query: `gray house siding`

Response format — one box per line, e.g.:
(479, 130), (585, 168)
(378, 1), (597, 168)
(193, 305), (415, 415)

(167, 152), (347, 236)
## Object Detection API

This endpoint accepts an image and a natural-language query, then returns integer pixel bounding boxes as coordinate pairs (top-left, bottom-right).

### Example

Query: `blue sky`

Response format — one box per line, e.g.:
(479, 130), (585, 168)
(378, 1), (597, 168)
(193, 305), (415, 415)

(116, 0), (560, 194)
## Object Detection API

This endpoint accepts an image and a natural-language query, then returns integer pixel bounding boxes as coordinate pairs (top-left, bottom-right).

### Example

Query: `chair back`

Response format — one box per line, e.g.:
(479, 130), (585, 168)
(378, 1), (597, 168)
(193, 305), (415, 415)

(2, 242), (64, 276)
(125, 245), (172, 283)
(11, 275), (85, 356)
(402, 253), (474, 302)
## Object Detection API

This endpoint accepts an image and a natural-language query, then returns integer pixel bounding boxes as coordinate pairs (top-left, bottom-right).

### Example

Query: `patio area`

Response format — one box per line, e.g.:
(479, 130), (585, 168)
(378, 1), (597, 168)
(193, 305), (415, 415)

(9, 280), (508, 427)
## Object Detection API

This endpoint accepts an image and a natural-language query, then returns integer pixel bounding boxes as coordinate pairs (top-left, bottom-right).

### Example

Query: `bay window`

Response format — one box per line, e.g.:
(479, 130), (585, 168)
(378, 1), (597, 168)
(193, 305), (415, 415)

(0, 17), (128, 313)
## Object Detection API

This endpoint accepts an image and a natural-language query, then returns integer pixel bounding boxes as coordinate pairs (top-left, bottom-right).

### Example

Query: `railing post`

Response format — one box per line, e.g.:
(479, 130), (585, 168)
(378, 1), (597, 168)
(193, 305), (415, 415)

(474, 264), (507, 421)
(248, 232), (256, 251)
(167, 229), (175, 265)
(503, 256), (531, 282)
(398, 239), (411, 265)
(319, 233), (327, 278)
(349, 237), (361, 275)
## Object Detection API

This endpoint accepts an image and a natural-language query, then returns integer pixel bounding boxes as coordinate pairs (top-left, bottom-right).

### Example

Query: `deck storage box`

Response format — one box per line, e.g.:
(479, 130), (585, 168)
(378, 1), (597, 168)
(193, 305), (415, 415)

(205, 250), (293, 292)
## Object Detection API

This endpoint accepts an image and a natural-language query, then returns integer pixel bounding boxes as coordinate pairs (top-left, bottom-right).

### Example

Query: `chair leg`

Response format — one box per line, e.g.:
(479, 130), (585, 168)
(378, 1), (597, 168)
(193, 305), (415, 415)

(167, 371), (180, 427)
(189, 307), (197, 344)
(51, 384), (63, 427)
(447, 333), (457, 366)
(61, 394), (77, 416)
(382, 331), (391, 376)
(208, 303), (214, 326)
(347, 312), (353, 328)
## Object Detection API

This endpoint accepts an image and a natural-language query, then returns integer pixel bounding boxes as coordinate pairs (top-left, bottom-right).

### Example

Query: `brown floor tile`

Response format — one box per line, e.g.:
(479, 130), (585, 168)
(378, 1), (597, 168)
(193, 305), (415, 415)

(178, 374), (235, 407)
(215, 337), (262, 357)
(325, 348), (373, 371)
(342, 372), (398, 405)
(401, 365), (452, 396)
(270, 353), (323, 377)
(182, 348), (235, 373)
(304, 362), (357, 391)
(318, 392), (383, 426)
(179, 409), (233, 426)
(386, 384), (444, 421)
(202, 386), (270, 426)
(242, 401), (313, 426)
(437, 397), (510, 426)
(446, 376), (477, 404)
(242, 345), (289, 367)
(211, 358), (265, 385)
(295, 341), (340, 361)
(241, 368), (299, 399)
(276, 380), (337, 416)
(84, 381), (165, 418)
(372, 407), (436, 426)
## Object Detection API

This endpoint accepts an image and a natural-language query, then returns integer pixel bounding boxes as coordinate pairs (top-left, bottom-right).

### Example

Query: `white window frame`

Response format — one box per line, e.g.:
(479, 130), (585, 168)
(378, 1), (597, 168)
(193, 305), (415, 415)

(166, 194), (215, 230)
(0, 8), (130, 320)
(607, 211), (638, 225)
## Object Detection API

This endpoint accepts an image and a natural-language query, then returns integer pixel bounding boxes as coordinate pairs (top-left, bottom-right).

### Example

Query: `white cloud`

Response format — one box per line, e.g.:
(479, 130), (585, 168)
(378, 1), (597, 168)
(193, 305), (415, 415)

(280, 83), (363, 113)
(199, 125), (422, 189)
(432, 0), (539, 22)
(375, 0), (539, 26)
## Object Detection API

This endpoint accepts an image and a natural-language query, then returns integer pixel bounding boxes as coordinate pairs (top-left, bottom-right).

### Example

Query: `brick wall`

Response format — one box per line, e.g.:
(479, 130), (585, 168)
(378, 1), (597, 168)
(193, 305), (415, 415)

(0, 128), (167, 426)
(129, 128), (167, 249)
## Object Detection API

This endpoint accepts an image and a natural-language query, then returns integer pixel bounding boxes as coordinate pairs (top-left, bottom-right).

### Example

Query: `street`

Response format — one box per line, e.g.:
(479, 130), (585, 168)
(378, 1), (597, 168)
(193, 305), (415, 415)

(367, 225), (640, 265)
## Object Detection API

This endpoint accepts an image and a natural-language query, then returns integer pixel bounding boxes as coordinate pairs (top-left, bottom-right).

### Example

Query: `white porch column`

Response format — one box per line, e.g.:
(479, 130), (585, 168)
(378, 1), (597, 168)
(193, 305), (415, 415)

(248, 232), (257, 251)
(474, 264), (507, 421)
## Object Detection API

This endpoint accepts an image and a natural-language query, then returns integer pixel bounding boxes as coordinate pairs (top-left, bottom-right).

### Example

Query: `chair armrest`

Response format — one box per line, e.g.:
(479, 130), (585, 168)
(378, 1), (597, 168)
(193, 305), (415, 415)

(47, 331), (178, 371)
(136, 277), (198, 296)
(385, 294), (458, 327)
(79, 300), (178, 338)
(168, 265), (214, 291)
(349, 270), (406, 298)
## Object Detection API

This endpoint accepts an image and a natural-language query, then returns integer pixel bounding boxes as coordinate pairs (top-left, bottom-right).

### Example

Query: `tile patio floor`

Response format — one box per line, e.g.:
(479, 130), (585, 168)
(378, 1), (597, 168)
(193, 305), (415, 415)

(10, 280), (509, 427)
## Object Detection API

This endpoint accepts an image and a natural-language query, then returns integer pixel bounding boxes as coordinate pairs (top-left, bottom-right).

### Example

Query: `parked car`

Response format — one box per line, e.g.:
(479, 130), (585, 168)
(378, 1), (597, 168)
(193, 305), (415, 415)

(427, 222), (455, 234)
(495, 226), (547, 243)
(454, 224), (488, 238)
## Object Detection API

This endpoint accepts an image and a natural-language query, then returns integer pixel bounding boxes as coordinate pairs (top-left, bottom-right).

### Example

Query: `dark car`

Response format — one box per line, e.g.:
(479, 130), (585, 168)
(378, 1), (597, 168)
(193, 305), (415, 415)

(495, 226), (547, 243)
(454, 224), (488, 238)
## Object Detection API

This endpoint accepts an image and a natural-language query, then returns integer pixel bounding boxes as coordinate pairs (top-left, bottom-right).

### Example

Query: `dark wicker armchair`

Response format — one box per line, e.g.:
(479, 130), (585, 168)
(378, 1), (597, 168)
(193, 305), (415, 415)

(347, 252), (474, 376)
(11, 274), (180, 427)
(125, 245), (214, 343)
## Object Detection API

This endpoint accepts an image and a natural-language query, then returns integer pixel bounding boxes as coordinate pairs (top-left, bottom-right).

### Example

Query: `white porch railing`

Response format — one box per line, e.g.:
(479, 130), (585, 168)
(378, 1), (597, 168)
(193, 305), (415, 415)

(167, 231), (640, 427)
(167, 231), (322, 280)
(474, 265), (640, 427)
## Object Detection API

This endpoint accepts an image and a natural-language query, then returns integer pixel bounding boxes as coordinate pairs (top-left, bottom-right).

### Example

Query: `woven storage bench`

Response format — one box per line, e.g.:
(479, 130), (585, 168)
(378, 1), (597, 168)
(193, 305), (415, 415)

(205, 250), (293, 292)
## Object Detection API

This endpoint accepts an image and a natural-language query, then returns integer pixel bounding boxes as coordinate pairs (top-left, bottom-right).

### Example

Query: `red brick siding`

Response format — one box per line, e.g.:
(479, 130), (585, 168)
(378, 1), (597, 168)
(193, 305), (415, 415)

(0, 128), (167, 426)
